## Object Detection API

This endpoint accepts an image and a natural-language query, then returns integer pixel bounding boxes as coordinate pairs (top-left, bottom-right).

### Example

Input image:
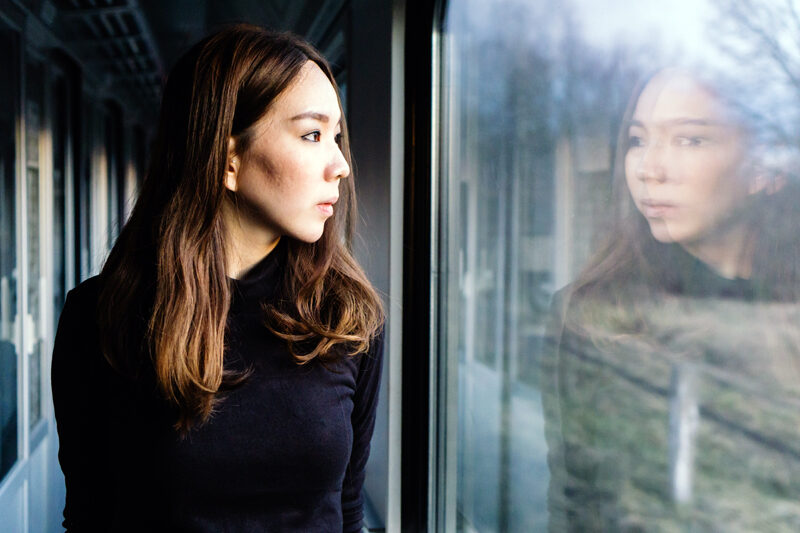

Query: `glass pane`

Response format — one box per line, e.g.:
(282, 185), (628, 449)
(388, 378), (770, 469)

(52, 73), (68, 319)
(25, 60), (44, 429)
(439, 0), (800, 531)
(77, 100), (91, 280)
(0, 29), (17, 481)
(105, 107), (119, 244)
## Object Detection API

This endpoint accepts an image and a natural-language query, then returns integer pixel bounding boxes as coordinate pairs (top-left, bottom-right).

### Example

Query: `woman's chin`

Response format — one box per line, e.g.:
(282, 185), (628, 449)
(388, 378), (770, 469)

(290, 227), (326, 244)
(648, 220), (681, 244)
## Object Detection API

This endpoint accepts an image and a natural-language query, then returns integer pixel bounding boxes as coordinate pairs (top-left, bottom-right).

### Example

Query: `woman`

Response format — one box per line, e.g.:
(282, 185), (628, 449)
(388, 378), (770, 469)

(542, 68), (800, 531)
(51, 25), (384, 532)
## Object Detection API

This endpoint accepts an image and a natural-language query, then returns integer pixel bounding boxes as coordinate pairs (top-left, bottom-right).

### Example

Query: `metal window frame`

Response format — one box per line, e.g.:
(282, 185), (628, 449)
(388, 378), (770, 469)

(28, 46), (54, 450)
(0, 19), (79, 531)
(400, 0), (447, 530)
(0, 9), (26, 495)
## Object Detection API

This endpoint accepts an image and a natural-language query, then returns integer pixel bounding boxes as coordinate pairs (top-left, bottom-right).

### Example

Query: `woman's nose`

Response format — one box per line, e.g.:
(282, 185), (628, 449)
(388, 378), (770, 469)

(636, 144), (667, 183)
(327, 145), (350, 181)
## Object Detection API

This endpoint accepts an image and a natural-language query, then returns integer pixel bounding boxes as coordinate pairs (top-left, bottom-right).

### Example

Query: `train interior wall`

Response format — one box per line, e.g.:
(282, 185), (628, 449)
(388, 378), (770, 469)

(0, 1), (402, 531)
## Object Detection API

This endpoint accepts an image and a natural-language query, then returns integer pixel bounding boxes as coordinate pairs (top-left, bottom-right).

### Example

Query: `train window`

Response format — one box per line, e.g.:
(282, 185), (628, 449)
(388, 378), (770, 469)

(77, 96), (92, 280)
(435, 0), (800, 530)
(104, 103), (123, 244)
(51, 70), (70, 322)
(25, 57), (45, 430)
(0, 29), (18, 482)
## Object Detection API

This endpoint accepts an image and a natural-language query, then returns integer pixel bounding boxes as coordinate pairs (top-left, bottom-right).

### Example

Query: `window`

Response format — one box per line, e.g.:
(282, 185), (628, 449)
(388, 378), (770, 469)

(25, 57), (45, 430)
(104, 102), (124, 244)
(0, 28), (18, 482)
(435, 0), (800, 530)
(51, 69), (71, 322)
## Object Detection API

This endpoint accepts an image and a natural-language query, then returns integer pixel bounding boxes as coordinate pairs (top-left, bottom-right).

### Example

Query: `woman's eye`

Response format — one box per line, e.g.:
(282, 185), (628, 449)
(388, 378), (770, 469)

(302, 131), (321, 142)
(628, 135), (645, 149)
(335, 133), (343, 146)
(675, 136), (708, 147)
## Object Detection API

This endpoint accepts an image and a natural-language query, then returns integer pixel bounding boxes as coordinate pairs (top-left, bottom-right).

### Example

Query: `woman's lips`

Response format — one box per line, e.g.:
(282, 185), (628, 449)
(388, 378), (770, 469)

(640, 199), (677, 218)
(317, 197), (338, 216)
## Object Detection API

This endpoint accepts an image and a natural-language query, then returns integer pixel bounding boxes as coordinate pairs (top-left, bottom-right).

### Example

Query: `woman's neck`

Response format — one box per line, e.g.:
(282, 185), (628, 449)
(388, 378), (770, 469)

(222, 202), (281, 279)
(680, 221), (755, 280)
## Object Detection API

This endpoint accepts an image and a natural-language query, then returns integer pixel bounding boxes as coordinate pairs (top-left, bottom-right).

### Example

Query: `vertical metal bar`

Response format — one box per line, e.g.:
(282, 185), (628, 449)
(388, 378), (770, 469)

(669, 362), (699, 504)
(428, 13), (441, 532)
(64, 73), (76, 290)
(437, 23), (461, 533)
(39, 62), (54, 426)
(553, 137), (574, 290)
(401, 0), (439, 529)
(386, 2), (406, 530)
(17, 28), (29, 468)
(495, 149), (509, 533)
(499, 147), (521, 532)
(17, 34), (29, 533)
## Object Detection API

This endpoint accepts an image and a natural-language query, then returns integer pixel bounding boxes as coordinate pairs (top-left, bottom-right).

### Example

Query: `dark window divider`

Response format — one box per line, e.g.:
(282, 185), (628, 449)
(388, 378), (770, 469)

(401, 0), (442, 531)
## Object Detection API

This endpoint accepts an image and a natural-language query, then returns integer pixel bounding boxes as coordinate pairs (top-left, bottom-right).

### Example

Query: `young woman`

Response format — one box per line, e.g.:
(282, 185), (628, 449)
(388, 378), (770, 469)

(51, 25), (384, 532)
(542, 68), (800, 531)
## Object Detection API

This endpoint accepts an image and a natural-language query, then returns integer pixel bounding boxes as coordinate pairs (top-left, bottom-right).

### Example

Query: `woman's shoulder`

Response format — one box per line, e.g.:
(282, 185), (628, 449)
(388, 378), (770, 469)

(55, 275), (104, 342)
(65, 275), (102, 308)
(53, 275), (108, 377)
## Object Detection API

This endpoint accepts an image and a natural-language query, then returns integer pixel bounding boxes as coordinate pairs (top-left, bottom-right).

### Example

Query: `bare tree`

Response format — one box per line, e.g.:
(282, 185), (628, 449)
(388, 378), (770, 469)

(711, 0), (800, 157)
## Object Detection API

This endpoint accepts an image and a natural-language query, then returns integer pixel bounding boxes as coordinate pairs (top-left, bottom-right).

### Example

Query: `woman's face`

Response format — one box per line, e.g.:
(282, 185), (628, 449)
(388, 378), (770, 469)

(625, 72), (755, 247)
(224, 60), (349, 245)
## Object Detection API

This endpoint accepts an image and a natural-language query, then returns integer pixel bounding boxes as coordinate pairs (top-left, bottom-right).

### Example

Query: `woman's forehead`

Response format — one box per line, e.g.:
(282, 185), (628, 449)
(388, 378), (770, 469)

(633, 72), (733, 126)
(269, 61), (341, 123)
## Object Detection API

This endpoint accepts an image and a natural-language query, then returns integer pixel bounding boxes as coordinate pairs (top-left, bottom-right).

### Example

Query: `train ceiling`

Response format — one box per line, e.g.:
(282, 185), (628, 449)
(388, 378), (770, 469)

(21, 0), (347, 119)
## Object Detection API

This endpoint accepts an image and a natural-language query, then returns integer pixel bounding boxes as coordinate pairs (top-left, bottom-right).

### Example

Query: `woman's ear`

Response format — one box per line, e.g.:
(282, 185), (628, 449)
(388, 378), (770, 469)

(224, 137), (240, 192)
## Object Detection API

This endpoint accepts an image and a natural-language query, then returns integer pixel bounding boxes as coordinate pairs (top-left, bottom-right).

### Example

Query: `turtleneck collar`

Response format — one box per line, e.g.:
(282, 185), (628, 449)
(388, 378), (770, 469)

(229, 238), (287, 307)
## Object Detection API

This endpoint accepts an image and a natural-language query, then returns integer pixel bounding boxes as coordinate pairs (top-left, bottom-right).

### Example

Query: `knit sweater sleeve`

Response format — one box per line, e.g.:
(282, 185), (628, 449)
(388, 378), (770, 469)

(341, 328), (385, 532)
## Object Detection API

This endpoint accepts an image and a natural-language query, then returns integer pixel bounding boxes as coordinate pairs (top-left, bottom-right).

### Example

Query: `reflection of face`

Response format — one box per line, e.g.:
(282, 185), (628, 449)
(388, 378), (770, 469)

(226, 61), (349, 244)
(625, 72), (753, 247)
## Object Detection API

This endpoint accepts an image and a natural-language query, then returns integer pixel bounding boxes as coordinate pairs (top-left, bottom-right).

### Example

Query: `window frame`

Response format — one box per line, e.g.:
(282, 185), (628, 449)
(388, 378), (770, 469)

(401, 0), (446, 530)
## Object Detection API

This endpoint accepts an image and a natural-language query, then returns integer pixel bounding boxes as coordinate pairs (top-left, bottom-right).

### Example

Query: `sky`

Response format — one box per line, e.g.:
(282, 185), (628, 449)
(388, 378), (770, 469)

(455, 0), (721, 67)
(574, 0), (717, 64)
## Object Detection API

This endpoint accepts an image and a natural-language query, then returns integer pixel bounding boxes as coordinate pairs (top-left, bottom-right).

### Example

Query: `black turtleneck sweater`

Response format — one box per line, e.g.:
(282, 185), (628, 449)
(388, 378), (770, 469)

(51, 242), (383, 532)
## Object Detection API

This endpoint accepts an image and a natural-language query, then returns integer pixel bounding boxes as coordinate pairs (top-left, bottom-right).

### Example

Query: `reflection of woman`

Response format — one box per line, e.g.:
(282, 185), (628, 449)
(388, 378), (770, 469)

(52, 26), (383, 532)
(542, 69), (800, 531)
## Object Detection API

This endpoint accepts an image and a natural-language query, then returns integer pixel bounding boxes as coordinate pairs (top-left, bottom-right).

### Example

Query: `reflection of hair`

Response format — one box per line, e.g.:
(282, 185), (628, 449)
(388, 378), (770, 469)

(97, 25), (383, 431)
(566, 69), (800, 335)
(568, 72), (682, 304)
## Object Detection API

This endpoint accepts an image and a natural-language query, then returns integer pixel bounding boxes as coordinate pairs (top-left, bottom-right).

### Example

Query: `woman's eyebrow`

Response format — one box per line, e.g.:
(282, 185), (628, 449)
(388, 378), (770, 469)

(291, 111), (329, 122)
(663, 118), (724, 127)
(290, 111), (342, 125)
(629, 117), (725, 128)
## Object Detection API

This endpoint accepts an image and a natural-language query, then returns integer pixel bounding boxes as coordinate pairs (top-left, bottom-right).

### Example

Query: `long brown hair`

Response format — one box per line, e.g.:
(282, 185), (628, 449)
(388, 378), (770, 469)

(97, 25), (383, 431)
